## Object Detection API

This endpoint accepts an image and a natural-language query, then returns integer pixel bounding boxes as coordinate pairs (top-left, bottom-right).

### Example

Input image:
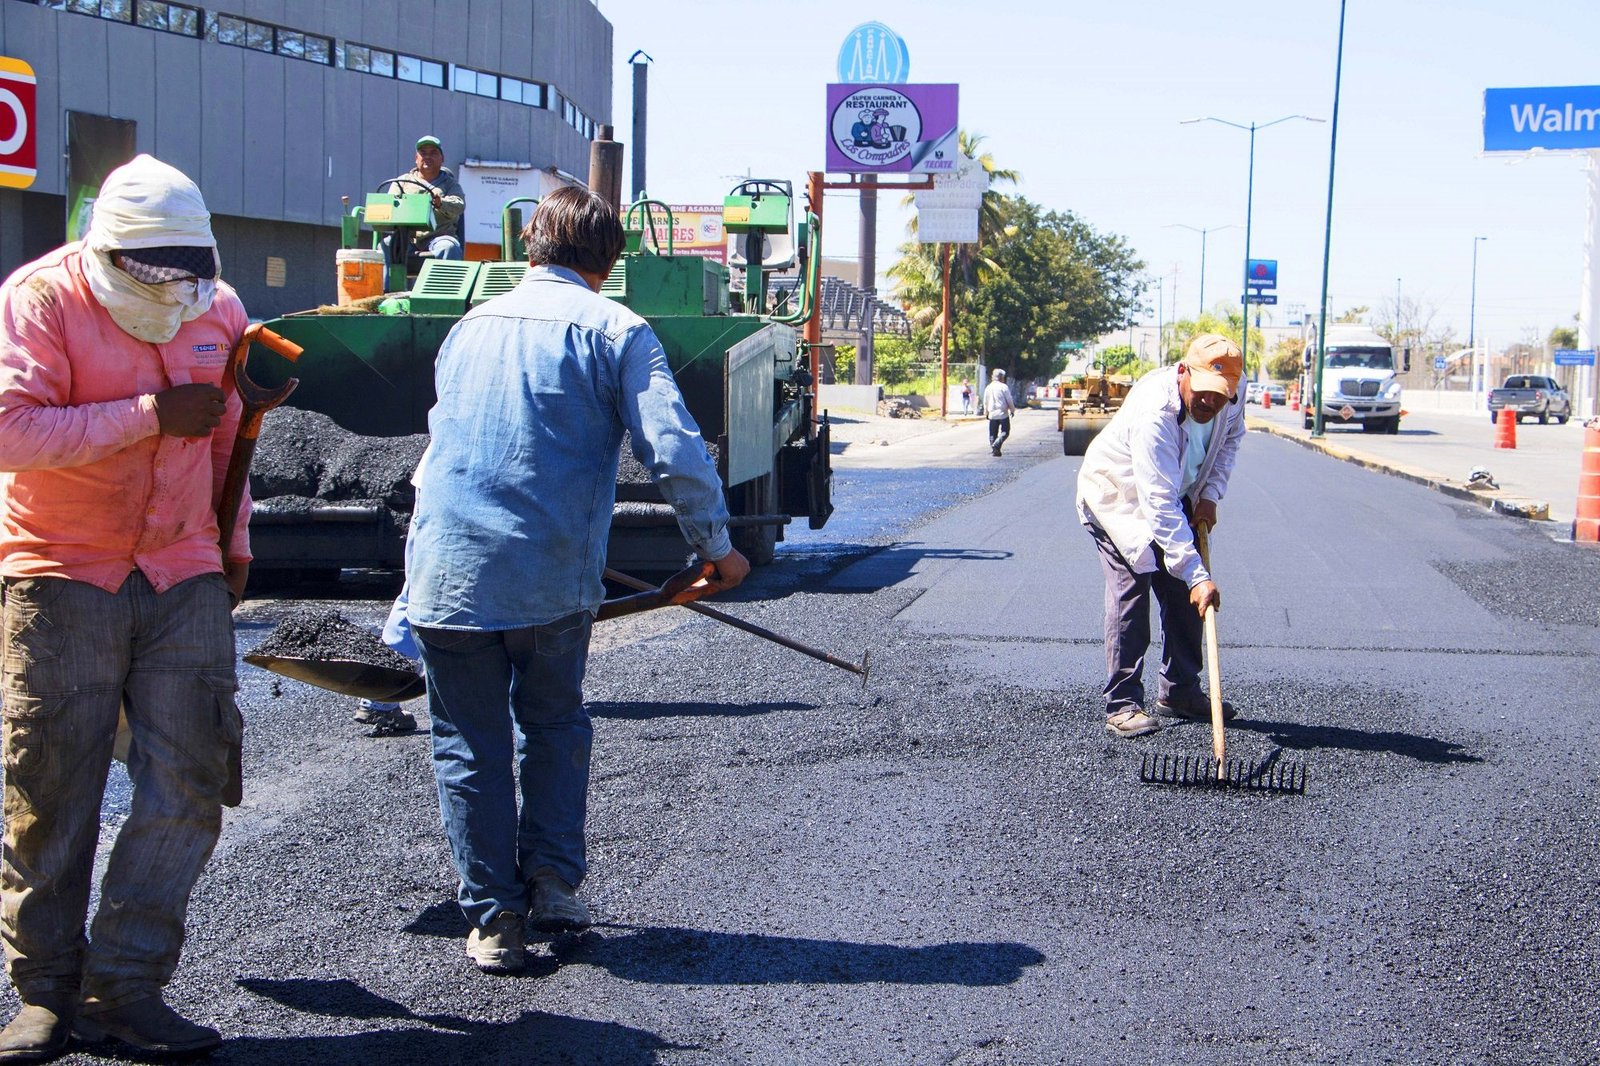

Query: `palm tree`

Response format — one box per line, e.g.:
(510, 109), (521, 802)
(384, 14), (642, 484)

(888, 131), (1019, 338)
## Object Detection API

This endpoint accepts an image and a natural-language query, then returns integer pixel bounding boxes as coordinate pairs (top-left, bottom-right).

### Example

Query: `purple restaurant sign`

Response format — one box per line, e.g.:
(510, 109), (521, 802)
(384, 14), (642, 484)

(826, 83), (960, 174)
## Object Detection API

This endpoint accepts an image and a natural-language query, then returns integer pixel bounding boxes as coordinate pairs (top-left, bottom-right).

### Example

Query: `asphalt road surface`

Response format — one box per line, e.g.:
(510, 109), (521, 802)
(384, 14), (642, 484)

(19, 408), (1600, 1064)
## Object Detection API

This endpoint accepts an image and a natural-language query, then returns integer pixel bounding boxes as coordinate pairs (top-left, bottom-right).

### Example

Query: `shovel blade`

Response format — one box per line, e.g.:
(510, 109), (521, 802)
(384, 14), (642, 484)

(244, 653), (426, 703)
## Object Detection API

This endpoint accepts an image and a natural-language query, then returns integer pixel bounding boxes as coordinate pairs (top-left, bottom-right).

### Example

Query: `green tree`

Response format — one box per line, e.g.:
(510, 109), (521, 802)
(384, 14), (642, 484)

(1267, 336), (1305, 380)
(1549, 324), (1579, 350)
(1335, 305), (1369, 324)
(961, 196), (1144, 381)
(1165, 308), (1265, 375)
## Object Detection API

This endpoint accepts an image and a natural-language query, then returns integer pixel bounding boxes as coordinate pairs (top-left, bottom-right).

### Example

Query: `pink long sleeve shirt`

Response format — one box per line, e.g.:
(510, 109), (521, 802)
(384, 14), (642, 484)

(0, 243), (251, 594)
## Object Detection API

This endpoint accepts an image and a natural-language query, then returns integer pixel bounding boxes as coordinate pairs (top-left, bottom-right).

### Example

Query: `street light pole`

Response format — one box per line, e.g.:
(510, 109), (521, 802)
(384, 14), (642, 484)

(1469, 236), (1488, 351)
(1311, 0), (1348, 438)
(1165, 223), (1239, 319)
(1470, 235), (1488, 400)
(1182, 114), (1325, 384)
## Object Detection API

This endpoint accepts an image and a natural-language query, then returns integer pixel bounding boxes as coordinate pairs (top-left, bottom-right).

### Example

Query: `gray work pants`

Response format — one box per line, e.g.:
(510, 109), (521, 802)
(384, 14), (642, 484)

(1, 572), (239, 1010)
(1086, 522), (1204, 714)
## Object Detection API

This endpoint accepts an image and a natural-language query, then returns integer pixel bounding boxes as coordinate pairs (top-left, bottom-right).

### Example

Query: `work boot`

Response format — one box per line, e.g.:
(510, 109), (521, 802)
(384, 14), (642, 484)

(466, 912), (526, 974)
(0, 995), (75, 1064)
(529, 873), (592, 933)
(74, 995), (220, 1055)
(1154, 692), (1237, 722)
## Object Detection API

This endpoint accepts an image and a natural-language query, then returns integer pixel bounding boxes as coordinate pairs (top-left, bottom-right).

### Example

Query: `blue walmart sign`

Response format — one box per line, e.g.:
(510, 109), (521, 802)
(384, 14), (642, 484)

(1484, 85), (1600, 152)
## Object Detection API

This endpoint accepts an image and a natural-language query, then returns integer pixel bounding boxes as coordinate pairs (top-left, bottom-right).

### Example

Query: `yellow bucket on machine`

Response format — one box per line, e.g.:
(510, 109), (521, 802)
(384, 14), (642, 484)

(335, 248), (385, 304)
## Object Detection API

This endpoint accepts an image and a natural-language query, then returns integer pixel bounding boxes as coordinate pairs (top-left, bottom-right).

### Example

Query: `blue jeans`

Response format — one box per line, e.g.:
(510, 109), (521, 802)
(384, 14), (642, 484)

(1, 572), (238, 1009)
(416, 613), (592, 928)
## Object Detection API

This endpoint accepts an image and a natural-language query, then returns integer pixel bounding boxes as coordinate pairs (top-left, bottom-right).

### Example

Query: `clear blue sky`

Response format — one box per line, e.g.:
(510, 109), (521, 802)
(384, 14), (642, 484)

(597, 0), (1599, 348)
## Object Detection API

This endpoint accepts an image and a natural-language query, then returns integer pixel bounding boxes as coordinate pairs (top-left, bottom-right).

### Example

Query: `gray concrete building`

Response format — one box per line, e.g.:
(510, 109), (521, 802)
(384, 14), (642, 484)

(0, 0), (611, 316)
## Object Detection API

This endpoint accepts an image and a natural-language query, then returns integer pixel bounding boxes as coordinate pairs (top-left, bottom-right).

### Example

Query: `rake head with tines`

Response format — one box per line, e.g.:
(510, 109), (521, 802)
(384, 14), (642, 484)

(1139, 751), (1308, 795)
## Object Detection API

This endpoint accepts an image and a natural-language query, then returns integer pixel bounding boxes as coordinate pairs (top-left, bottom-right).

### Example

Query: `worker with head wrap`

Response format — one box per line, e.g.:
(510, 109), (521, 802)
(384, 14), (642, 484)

(0, 155), (250, 1060)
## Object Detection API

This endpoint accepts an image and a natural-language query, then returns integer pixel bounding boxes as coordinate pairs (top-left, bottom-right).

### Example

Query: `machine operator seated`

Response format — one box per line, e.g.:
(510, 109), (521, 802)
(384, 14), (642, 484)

(381, 134), (466, 268)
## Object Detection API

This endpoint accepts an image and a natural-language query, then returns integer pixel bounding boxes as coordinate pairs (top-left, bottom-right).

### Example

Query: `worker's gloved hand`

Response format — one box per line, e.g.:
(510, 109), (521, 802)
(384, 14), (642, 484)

(1190, 579), (1220, 617)
(1192, 499), (1218, 531)
(154, 382), (227, 437)
(706, 547), (751, 592)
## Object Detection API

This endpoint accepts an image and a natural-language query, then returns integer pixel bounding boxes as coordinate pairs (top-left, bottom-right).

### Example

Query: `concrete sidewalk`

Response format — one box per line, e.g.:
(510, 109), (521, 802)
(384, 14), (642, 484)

(1246, 399), (1594, 535)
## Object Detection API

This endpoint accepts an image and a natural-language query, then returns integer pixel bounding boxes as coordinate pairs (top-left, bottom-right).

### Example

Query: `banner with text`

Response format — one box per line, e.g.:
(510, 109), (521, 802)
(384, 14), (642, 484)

(826, 84), (959, 174)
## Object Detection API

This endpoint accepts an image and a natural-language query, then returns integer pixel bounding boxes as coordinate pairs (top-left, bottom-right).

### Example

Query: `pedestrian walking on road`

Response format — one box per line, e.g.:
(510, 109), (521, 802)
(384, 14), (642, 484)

(403, 187), (749, 975)
(1076, 333), (1246, 738)
(960, 377), (973, 416)
(983, 368), (1016, 455)
(0, 155), (250, 1060)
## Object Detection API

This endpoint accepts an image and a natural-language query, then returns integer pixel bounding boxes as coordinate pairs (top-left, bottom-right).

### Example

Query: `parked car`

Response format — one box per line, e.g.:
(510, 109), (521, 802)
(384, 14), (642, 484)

(1263, 383), (1287, 406)
(1486, 375), (1571, 424)
(1245, 382), (1265, 404)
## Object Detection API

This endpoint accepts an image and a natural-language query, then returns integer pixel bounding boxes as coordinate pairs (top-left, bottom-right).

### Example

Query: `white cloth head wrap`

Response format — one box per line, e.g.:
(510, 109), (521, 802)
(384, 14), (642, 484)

(79, 154), (220, 343)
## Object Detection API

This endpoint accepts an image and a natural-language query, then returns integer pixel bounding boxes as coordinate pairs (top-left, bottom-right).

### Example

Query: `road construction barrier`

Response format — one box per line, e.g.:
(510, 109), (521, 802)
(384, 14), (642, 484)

(1576, 422), (1600, 542)
(1494, 407), (1517, 450)
(1290, 383), (1299, 411)
(1262, 388), (1273, 410)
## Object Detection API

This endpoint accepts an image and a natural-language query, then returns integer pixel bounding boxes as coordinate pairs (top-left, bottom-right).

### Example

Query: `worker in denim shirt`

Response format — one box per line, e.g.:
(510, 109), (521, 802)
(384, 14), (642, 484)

(403, 186), (749, 974)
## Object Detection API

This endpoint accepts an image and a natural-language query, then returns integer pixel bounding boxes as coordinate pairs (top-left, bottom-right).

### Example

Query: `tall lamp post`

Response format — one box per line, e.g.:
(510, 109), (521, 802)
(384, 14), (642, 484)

(1470, 235), (1488, 399)
(1182, 114), (1325, 383)
(1165, 223), (1239, 318)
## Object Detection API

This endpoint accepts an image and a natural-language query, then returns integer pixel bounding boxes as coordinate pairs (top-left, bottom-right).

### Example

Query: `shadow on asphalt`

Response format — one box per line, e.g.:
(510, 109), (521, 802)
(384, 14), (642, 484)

(550, 924), (1045, 987)
(231, 980), (682, 1063)
(1229, 718), (1481, 763)
(826, 544), (1012, 593)
(587, 700), (811, 720)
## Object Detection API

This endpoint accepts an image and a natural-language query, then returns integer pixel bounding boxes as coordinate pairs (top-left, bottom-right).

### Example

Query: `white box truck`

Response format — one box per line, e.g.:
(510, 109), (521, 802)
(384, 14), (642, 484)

(1301, 322), (1406, 433)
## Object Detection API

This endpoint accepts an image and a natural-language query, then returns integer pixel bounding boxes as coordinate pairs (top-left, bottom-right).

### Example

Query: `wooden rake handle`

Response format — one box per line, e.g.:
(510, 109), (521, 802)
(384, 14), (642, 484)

(1194, 521), (1226, 767)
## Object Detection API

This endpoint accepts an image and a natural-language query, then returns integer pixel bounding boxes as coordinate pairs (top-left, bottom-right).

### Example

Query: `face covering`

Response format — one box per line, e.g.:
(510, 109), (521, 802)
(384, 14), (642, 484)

(79, 154), (220, 343)
(80, 248), (218, 344)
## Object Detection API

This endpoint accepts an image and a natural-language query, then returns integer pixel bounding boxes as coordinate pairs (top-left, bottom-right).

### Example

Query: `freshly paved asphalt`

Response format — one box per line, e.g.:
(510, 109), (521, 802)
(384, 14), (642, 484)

(21, 408), (1600, 1064)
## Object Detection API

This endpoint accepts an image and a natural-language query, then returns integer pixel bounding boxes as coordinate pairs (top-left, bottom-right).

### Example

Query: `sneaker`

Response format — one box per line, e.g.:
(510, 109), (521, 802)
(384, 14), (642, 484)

(466, 912), (526, 974)
(1154, 693), (1237, 722)
(353, 699), (401, 724)
(74, 995), (220, 1055)
(529, 873), (592, 932)
(364, 709), (417, 737)
(1105, 709), (1162, 738)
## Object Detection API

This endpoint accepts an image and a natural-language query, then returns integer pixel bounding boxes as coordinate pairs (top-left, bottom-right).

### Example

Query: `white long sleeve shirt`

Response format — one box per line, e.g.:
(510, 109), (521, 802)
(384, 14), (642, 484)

(982, 380), (1015, 420)
(1075, 365), (1245, 587)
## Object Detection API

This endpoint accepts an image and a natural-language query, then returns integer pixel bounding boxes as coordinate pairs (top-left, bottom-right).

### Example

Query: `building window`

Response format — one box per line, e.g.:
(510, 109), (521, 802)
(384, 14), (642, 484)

(452, 65), (499, 99)
(206, 12), (332, 64)
(133, 0), (199, 34)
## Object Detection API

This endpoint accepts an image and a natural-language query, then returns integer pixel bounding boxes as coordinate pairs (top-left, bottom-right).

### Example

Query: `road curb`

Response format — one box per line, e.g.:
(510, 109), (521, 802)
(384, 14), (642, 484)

(1246, 416), (1552, 523)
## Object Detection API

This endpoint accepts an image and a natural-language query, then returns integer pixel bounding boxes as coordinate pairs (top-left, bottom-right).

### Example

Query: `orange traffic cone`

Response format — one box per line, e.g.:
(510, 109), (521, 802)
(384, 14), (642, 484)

(1262, 388), (1273, 410)
(1290, 384), (1300, 411)
(1493, 407), (1517, 450)
(1575, 422), (1600, 543)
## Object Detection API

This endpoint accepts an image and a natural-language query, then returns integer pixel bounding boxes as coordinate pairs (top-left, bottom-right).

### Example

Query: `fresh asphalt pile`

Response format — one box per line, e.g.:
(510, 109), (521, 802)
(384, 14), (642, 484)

(24, 412), (1600, 1064)
(251, 407), (428, 514)
(247, 607), (415, 672)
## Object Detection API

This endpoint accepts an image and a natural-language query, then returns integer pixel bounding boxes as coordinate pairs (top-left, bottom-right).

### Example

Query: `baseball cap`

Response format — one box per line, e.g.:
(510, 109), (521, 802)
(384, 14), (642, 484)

(114, 244), (218, 283)
(416, 135), (442, 150)
(1180, 333), (1243, 400)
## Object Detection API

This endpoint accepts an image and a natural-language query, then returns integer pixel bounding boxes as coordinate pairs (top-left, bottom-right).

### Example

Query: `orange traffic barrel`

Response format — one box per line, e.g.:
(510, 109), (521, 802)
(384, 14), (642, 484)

(1575, 422), (1600, 543)
(1494, 407), (1517, 450)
